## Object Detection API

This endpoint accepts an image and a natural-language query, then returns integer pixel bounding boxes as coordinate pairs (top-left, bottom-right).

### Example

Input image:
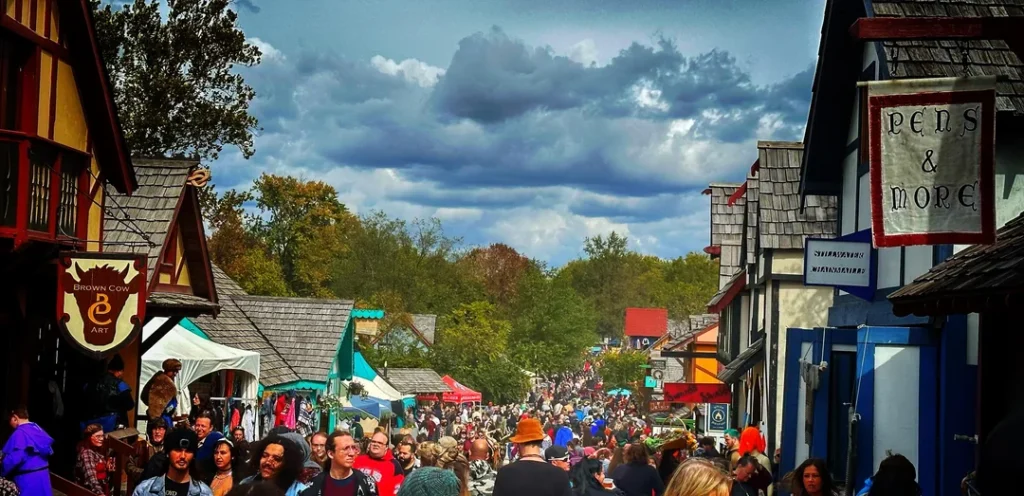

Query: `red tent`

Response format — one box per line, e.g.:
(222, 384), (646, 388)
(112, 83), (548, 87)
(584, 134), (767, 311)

(442, 375), (482, 404)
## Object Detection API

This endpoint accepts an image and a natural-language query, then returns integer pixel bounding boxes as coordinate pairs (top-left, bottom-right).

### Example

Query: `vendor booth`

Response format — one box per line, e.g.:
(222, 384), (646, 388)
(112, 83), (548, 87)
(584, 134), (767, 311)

(442, 375), (482, 404)
(139, 317), (260, 432)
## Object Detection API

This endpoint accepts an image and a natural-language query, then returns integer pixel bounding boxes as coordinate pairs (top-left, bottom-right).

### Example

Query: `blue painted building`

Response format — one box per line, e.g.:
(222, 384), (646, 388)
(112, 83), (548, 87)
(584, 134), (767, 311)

(783, 1), (1024, 494)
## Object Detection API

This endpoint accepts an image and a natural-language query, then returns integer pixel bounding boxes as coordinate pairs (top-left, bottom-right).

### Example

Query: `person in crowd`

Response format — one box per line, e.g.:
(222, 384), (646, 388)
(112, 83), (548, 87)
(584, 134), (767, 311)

(280, 432), (322, 484)
(493, 418), (571, 496)
(732, 455), (772, 496)
(663, 459), (730, 496)
(233, 428), (251, 463)
(854, 453), (920, 496)
(696, 437), (721, 459)
(210, 438), (241, 496)
(75, 424), (111, 495)
(354, 432), (404, 496)
(397, 467), (460, 496)
(723, 429), (741, 470)
(132, 427), (213, 496)
(0, 474), (18, 496)
(545, 445), (571, 472)
(568, 458), (614, 496)
(300, 431), (378, 496)
(609, 443), (663, 496)
(195, 412), (227, 477)
(128, 418), (168, 484)
(432, 437), (469, 496)
(82, 355), (135, 433)
(2, 407), (54, 496)
(657, 448), (682, 486)
(308, 433), (329, 471)
(397, 438), (419, 476)
(227, 482), (286, 496)
(606, 447), (626, 475)
(190, 394), (212, 427)
(788, 458), (837, 496)
(142, 359), (183, 426)
(738, 427), (773, 494)
(240, 434), (309, 496)
(467, 438), (495, 496)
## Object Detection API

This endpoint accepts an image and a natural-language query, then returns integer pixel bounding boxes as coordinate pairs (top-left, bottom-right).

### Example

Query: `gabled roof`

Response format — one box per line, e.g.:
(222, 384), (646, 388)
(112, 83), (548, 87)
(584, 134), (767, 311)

(64, 0), (135, 193)
(718, 337), (765, 384)
(889, 209), (1024, 316)
(624, 308), (668, 338)
(104, 159), (217, 314)
(191, 265), (300, 386)
(707, 270), (747, 314)
(231, 295), (354, 383)
(757, 142), (838, 249)
(705, 183), (746, 288)
(665, 314), (721, 351)
(384, 368), (451, 394)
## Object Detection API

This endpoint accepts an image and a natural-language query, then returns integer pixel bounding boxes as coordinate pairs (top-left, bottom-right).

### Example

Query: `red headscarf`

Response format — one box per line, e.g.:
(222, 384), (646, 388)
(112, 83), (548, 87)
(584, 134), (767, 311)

(739, 426), (766, 455)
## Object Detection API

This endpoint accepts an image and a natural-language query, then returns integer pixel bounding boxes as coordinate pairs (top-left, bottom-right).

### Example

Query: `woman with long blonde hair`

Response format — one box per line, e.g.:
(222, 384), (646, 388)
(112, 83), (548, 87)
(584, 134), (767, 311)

(664, 459), (731, 496)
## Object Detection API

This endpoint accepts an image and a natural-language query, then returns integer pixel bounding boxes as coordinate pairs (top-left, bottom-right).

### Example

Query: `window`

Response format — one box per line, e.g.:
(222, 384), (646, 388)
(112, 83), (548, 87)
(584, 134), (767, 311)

(0, 141), (16, 226)
(0, 36), (31, 131)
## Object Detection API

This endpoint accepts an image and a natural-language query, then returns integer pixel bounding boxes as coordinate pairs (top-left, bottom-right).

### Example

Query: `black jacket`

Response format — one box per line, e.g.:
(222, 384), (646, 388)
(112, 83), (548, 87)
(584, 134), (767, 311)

(300, 469), (379, 496)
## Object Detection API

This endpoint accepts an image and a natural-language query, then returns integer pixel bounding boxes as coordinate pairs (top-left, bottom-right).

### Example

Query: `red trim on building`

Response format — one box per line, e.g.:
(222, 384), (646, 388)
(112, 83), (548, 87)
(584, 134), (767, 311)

(707, 271), (747, 314)
(701, 188), (712, 195)
(727, 182), (747, 206)
(703, 246), (721, 256)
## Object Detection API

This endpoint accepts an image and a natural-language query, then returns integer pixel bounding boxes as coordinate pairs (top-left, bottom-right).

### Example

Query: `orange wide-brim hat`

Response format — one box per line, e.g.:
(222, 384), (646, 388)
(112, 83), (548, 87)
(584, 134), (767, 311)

(509, 418), (545, 444)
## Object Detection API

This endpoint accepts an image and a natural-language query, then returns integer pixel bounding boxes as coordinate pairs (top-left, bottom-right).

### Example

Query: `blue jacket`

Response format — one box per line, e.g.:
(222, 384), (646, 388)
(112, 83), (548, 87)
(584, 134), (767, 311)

(855, 478), (872, 496)
(1, 422), (54, 496)
(132, 476), (212, 496)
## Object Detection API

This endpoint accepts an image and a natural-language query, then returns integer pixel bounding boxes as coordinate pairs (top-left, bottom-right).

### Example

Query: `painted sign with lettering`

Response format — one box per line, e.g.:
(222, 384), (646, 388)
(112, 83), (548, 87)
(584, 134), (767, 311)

(708, 403), (729, 431)
(56, 253), (147, 358)
(649, 400), (670, 413)
(663, 383), (731, 404)
(867, 76), (996, 247)
(804, 229), (876, 301)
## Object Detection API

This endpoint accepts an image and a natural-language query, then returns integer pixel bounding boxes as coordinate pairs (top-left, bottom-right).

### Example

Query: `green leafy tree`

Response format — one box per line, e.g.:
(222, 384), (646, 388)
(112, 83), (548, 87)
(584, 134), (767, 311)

(91, 0), (261, 160)
(430, 302), (528, 404)
(598, 350), (648, 392)
(510, 269), (597, 378)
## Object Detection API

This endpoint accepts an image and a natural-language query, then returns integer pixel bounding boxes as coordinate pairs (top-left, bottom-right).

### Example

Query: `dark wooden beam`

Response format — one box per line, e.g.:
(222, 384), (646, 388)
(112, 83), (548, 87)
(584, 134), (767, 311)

(660, 351), (718, 359)
(140, 316), (182, 355)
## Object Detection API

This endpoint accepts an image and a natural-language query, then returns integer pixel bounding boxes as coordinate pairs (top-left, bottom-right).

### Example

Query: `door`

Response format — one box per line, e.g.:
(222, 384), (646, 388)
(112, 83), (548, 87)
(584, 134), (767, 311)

(853, 326), (939, 496)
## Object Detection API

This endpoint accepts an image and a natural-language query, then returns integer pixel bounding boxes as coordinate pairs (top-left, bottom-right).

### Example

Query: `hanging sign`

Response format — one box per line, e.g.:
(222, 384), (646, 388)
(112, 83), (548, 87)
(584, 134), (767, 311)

(867, 76), (996, 247)
(56, 253), (147, 359)
(803, 229), (876, 301)
(708, 403), (729, 431)
(663, 383), (731, 404)
(648, 400), (670, 413)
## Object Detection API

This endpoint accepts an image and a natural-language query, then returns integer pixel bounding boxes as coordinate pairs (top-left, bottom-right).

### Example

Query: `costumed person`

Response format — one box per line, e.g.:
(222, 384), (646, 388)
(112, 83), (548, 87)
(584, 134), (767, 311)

(2, 407), (54, 496)
(554, 423), (574, 448)
(274, 393), (290, 428)
(81, 355), (135, 433)
(142, 358), (183, 427)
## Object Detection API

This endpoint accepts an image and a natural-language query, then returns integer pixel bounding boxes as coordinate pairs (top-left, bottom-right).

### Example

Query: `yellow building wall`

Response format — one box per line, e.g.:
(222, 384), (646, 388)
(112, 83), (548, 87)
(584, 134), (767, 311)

(37, 51), (52, 136)
(87, 158), (102, 252)
(771, 250), (805, 276)
(176, 230), (191, 287)
(693, 343), (722, 384)
(6, 0), (55, 37)
(53, 60), (89, 151)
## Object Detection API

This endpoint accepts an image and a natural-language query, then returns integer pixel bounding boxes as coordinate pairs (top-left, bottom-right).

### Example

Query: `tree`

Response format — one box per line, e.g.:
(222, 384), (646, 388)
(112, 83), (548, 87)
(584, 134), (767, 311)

(460, 243), (533, 309)
(598, 350), (648, 392)
(250, 174), (358, 297)
(91, 0), (261, 160)
(509, 270), (597, 378)
(429, 302), (528, 404)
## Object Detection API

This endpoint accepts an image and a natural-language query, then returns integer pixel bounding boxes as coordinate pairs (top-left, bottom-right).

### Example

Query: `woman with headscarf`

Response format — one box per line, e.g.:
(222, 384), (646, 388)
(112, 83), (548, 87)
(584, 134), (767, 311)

(75, 424), (110, 495)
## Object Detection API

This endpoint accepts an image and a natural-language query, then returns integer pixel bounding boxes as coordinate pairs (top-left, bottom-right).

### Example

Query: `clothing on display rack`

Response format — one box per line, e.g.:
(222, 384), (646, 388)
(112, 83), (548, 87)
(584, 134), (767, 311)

(285, 392), (297, 430)
(274, 394), (288, 427)
(243, 405), (257, 442)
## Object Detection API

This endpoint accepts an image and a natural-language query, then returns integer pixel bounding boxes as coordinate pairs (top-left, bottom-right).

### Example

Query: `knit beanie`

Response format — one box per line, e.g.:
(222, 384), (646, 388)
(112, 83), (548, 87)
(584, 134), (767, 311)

(397, 467), (461, 496)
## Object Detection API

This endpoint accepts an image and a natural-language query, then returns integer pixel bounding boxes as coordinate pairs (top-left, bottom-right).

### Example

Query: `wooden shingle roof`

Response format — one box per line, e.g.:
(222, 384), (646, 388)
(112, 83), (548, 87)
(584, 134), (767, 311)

(708, 183), (745, 288)
(384, 368), (451, 394)
(191, 265), (300, 386)
(232, 295), (354, 383)
(890, 209), (1024, 316)
(745, 171), (760, 266)
(103, 159), (194, 281)
(757, 142), (838, 250)
(873, 0), (1024, 113)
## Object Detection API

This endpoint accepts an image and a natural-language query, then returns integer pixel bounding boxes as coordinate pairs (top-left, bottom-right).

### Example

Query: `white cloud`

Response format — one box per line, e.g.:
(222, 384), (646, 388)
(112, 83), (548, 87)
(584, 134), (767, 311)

(568, 39), (599, 67)
(370, 55), (446, 88)
(248, 37), (285, 62)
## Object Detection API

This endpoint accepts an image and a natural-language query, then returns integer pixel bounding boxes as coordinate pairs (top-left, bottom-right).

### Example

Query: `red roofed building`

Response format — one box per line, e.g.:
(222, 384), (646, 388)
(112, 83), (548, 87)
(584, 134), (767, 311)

(624, 308), (668, 350)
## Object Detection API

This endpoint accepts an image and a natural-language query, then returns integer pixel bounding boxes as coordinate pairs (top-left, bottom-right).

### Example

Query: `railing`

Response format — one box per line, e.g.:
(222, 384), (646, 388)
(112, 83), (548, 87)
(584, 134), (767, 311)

(0, 129), (90, 247)
(50, 472), (97, 496)
(106, 429), (140, 496)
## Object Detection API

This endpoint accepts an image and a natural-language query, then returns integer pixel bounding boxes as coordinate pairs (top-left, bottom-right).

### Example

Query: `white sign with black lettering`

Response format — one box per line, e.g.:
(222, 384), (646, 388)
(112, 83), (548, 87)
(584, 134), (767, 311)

(867, 76), (996, 247)
(805, 239), (871, 288)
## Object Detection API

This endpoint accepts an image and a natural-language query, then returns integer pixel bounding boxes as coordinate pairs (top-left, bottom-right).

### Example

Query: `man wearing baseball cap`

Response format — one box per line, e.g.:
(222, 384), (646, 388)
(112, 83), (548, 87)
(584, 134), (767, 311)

(544, 446), (570, 472)
(134, 427), (213, 496)
(493, 418), (570, 496)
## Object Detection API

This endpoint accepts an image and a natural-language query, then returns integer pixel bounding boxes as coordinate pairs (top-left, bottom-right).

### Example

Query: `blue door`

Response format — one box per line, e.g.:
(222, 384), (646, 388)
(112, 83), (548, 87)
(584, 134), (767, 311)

(852, 326), (939, 496)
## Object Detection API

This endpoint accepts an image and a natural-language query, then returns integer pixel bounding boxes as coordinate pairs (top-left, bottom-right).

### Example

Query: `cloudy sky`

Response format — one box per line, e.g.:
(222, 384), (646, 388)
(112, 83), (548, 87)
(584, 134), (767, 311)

(209, 0), (826, 266)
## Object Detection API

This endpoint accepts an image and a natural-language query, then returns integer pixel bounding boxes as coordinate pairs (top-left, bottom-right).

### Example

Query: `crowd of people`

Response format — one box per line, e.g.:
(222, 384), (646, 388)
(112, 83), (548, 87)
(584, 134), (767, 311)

(0, 357), (928, 496)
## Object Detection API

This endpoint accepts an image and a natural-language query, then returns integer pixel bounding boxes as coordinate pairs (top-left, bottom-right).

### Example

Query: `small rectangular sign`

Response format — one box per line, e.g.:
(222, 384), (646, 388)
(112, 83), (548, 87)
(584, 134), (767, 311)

(805, 239), (872, 287)
(708, 403), (729, 431)
(649, 400), (670, 413)
(644, 376), (657, 388)
(663, 383), (732, 404)
(649, 359), (667, 370)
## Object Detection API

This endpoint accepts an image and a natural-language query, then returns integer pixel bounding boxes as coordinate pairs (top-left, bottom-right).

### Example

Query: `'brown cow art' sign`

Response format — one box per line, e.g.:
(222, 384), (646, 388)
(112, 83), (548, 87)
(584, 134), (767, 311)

(56, 253), (147, 359)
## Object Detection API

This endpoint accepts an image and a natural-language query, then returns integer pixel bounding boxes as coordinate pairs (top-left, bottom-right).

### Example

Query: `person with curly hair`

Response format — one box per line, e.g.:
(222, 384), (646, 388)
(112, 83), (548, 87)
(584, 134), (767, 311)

(240, 434), (309, 496)
(854, 454), (920, 496)
(75, 424), (111, 495)
(788, 458), (838, 496)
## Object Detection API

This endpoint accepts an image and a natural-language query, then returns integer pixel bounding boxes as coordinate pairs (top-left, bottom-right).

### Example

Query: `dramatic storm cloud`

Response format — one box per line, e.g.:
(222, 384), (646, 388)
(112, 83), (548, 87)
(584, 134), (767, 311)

(213, 11), (819, 263)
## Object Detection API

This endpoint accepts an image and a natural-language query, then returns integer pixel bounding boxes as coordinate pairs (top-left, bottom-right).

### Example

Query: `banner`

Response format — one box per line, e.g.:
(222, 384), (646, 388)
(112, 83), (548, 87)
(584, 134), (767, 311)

(867, 76), (996, 247)
(708, 403), (729, 431)
(663, 383), (731, 404)
(56, 253), (147, 359)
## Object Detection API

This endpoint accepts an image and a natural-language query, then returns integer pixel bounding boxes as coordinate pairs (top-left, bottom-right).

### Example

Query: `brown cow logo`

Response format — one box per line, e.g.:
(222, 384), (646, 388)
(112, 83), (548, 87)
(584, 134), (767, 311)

(59, 262), (143, 346)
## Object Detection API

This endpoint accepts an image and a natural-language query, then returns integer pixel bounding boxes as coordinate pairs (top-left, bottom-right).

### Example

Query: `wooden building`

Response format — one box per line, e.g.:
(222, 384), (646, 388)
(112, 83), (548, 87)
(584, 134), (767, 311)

(0, 0), (140, 476)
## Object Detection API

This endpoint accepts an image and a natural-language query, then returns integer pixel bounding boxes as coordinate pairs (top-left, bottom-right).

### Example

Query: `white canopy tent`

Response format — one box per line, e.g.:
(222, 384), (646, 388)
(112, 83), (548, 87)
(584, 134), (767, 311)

(138, 317), (260, 420)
